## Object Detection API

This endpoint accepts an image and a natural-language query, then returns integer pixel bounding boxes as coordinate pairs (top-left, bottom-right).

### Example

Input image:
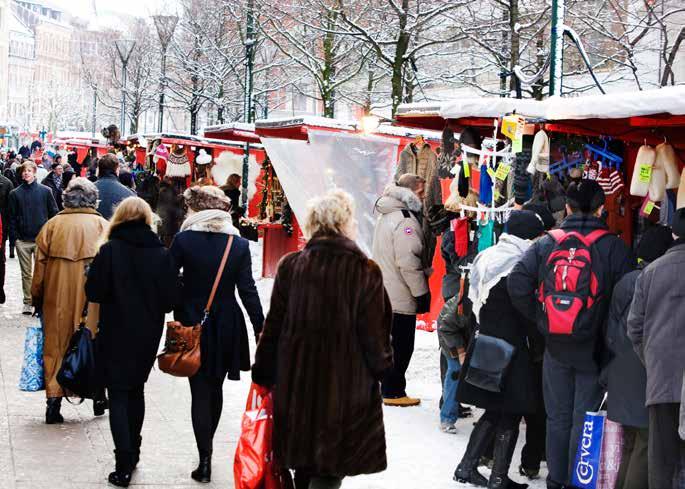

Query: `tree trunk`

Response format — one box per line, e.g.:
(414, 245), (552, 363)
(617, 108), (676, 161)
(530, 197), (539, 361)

(508, 0), (520, 94)
(661, 27), (685, 86)
(391, 0), (410, 116)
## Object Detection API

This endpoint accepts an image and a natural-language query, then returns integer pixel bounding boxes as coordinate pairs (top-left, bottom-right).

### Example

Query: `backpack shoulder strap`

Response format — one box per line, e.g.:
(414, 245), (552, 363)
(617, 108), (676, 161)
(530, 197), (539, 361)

(548, 229), (567, 243)
(401, 209), (411, 219)
(583, 229), (611, 246)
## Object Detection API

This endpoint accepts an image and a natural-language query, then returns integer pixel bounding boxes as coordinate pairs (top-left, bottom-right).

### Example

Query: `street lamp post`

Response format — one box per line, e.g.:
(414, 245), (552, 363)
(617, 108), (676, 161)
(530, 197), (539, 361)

(152, 15), (179, 133)
(115, 39), (136, 136)
(242, 0), (256, 210)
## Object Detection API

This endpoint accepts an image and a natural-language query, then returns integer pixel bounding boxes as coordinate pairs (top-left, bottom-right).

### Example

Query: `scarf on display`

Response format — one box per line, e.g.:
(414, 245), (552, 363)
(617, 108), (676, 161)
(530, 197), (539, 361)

(468, 233), (532, 322)
(166, 151), (192, 178)
(180, 209), (240, 236)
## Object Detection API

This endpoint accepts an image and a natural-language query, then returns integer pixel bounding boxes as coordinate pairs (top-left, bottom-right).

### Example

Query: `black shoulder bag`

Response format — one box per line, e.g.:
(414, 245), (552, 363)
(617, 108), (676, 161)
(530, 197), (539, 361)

(464, 331), (516, 393)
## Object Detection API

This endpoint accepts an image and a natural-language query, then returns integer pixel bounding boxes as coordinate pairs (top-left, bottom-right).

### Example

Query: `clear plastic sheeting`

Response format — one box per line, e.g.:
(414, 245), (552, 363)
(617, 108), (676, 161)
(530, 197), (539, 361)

(261, 130), (400, 255)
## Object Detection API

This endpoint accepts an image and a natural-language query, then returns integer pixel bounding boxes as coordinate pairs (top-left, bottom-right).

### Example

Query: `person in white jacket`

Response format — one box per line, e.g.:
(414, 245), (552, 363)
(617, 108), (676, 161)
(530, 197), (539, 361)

(372, 173), (431, 407)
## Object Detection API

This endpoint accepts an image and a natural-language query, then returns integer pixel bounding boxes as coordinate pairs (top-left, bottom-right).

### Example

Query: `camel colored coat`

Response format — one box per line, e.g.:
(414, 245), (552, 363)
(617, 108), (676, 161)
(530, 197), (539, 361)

(31, 208), (108, 398)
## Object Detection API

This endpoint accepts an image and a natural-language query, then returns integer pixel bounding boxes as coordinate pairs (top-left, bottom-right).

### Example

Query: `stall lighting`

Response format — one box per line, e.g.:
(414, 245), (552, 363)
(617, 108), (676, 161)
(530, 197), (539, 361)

(360, 116), (381, 134)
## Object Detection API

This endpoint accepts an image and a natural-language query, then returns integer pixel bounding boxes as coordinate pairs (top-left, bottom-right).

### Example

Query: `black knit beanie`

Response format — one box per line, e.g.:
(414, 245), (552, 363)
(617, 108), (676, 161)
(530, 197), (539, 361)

(566, 179), (605, 214)
(506, 210), (544, 240)
(522, 203), (556, 230)
(637, 225), (674, 262)
(671, 208), (685, 240)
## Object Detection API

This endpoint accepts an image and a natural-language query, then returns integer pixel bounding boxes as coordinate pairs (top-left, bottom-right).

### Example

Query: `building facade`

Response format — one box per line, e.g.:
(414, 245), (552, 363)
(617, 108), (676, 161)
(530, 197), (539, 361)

(7, 10), (34, 128)
(0, 0), (9, 123)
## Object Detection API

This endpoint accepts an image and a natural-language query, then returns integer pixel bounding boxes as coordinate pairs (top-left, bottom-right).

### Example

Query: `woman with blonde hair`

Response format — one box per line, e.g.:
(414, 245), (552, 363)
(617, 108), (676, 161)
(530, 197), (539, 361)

(253, 189), (393, 489)
(86, 196), (178, 487)
(31, 177), (107, 424)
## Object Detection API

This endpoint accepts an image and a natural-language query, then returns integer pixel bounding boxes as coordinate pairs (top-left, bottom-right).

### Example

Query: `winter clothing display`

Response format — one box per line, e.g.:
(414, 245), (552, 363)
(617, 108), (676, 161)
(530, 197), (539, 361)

(85, 220), (178, 389)
(629, 145), (655, 197)
(8, 180), (58, 242)
(655, 141), (681, 189)
(678, 168), (685, 209)
(526, 130), (550, 175)
(372, 184), (429, 314)
(95, 174), (135, 220)
(31, 208), (108, 398)
(195, 149), (212, 166)
(477, 220), (495, 252)
(166, 148), (192, 178)
(648, 163), (666, 202)
(252, 235), (392, 477)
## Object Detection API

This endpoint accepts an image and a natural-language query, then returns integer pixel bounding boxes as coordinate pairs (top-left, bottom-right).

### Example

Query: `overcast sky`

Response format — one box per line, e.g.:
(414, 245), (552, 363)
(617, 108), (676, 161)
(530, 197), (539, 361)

(51, 0), (179, 19)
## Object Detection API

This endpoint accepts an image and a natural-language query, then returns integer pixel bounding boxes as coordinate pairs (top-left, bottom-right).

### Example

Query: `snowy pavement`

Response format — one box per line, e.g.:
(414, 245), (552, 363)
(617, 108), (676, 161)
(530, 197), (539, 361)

(0, 241), (547, 488)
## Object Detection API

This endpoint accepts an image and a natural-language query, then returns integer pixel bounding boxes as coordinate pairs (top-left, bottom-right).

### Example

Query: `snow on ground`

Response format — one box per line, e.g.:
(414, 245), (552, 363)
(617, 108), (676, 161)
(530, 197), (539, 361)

(248, 241), (548, 488)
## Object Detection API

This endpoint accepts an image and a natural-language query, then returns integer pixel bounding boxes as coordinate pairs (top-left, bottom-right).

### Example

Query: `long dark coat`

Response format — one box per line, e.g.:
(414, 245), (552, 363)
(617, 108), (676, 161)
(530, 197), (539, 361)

(85, 220), (178, 389)
(170, 230), (264, 380)
(252, 235), (393, 477)
(457, 279), (539, 415)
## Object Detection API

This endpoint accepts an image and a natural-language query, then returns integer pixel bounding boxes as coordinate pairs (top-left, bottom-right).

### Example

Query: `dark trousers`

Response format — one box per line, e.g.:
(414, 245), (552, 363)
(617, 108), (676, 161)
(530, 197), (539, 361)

(108, 385), (145, 454)
(189, 373), (224, 454)
(615, 426), (648, 489)
(542, 351), (604, 486)
(521, 361), (546, 471)
(294, 471), (344, 489)
(648, 403), (685, 489)
(0, 239), (5, 303)
(381, 313), (416, 399)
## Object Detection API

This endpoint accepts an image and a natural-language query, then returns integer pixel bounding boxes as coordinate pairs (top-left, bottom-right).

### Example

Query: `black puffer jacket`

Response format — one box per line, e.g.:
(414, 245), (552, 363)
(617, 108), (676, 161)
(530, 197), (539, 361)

(508, 214), (635, 371)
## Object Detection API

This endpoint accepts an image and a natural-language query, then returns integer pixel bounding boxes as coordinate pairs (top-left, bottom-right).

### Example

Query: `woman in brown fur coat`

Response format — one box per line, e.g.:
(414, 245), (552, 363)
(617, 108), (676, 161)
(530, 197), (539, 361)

(252, 190), (393, 489)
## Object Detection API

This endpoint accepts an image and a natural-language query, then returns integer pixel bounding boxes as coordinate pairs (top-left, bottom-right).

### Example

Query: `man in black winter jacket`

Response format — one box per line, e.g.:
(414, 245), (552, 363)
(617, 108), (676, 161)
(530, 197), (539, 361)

(8, 161), (58, 314)
(508, 180), (634, 489)
(0, 171), (14, 303)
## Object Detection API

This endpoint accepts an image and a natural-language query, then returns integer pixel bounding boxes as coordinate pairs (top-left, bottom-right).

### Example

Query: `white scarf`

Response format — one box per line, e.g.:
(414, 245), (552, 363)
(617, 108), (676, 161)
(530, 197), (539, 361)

(468, 233), (533, 322)
(180, 209), (240, 236)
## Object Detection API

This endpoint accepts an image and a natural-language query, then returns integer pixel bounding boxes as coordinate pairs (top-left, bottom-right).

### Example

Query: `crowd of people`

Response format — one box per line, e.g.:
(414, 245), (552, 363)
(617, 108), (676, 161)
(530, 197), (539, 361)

(1, 137), (684, 489)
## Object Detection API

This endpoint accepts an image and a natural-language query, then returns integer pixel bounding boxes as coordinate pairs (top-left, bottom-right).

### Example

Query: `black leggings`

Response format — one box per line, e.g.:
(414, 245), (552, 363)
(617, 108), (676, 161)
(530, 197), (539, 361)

(189, 373), (224, 454)
(108, 385), (145, 454)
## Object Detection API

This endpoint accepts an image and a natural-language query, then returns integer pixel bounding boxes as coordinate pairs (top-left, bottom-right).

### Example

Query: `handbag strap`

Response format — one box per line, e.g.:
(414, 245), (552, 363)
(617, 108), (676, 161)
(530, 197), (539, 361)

(204, 235), (234, 314)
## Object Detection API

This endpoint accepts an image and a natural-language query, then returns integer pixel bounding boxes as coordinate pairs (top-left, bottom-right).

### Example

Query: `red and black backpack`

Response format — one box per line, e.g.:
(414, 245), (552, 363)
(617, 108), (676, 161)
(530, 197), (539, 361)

(537, 229), (610, 340)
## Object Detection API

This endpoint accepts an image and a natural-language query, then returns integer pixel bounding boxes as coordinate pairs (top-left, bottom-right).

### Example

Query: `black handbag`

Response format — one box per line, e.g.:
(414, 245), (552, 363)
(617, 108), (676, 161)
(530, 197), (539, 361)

(464, 332), (516, 393)
(57, 306), (98, 400)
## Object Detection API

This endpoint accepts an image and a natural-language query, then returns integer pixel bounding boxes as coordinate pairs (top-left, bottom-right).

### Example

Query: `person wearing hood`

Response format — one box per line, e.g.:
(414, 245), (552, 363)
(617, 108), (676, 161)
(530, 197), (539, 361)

(95, 154), (135, 219)
(41, 163), (65, 210)
(170, 185), (264, 483)
(86, 196), (179, 487)
(372, 173), (431, 407)
(603, 225), (673, 489)
(453, 211), (544, 489)
(628, 211), (685, 489)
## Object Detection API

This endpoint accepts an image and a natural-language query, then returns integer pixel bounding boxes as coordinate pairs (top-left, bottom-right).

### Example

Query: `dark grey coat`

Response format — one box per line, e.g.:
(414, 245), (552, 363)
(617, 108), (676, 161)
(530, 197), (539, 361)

(95, 173), (135, 219)
(604, 269), (648, 428)
(628, 241), (685, 406)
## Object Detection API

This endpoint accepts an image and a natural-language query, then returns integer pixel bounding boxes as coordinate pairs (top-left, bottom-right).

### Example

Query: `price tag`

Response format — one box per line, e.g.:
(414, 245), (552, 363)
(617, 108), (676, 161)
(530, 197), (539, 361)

(495, 163), (511, 181)
(639, 164), (652, 183)
(512, 136), (523, 154)
(644, 201), (655, 215)
(463, 163), (471, 178)
(487, 167), (497, 180)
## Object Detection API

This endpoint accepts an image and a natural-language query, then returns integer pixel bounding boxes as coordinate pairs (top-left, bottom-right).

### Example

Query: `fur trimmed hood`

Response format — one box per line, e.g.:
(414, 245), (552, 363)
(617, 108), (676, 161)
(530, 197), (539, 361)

(375, 184), (423, 215)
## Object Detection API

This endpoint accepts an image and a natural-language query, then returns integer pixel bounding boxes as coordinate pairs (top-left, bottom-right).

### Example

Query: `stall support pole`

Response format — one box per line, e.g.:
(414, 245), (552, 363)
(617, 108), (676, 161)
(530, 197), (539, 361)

(549, 0), (565, 96)
(242, 0), (255, 211)
(91, 84), (97, 138)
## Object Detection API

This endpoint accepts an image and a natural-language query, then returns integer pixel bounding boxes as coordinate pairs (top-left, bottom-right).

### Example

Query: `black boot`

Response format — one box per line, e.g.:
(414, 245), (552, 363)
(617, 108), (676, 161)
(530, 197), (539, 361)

(488, 428), (528, 489)
(108, 450), (134, 487)
(132, 435), (142, 469)
(191, 449), (212, 483)
(454, 416), (496, 487)
(45, 398), (64, 424)
(93, 388), (108, 416)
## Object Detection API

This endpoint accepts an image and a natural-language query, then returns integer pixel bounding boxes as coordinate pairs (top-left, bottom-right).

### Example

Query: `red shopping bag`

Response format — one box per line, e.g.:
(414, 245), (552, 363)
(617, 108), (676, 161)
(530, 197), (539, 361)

(234, 384), (292, 489)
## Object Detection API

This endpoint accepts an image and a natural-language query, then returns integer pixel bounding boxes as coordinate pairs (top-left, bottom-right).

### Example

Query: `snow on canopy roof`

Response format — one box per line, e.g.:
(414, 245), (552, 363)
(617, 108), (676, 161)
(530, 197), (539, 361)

(375, 123), (445, 141)
(397, 86), (685, 121)
(255, 115), (356, 131)
(202, 122), (256, 135)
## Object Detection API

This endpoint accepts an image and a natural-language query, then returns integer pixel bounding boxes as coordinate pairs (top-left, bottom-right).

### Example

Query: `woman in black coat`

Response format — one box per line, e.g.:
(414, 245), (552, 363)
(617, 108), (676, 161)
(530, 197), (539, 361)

(170, 185), (264, 483)
(454, 211), (544, 489)
(86, 196), (179, 487)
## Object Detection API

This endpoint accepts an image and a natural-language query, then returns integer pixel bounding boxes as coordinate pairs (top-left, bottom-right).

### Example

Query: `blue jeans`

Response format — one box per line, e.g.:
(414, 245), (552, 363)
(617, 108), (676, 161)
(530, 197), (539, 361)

(440, 353), (461, 424)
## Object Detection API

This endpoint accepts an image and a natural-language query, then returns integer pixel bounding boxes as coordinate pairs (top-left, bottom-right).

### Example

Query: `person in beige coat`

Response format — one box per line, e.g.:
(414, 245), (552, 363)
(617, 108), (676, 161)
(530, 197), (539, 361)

(372, 174), (431, 407)
(31, 177), (109, 424)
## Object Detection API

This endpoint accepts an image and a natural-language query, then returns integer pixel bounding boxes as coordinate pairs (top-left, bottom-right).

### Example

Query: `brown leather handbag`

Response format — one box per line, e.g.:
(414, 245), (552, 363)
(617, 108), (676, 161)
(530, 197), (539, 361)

(157, 236), (234, 377)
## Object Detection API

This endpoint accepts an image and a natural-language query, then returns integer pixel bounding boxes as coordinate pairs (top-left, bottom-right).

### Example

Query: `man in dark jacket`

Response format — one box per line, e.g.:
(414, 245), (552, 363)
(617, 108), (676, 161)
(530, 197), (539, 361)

(508, 180), (634, 489)
(604, 225), (672, 489)
(8, 161), (58, 314)
(0, 171), (14, 303)
(95, 154), (134, 219)
(41, 163), (65, 210)
(628, 210), (685, 489)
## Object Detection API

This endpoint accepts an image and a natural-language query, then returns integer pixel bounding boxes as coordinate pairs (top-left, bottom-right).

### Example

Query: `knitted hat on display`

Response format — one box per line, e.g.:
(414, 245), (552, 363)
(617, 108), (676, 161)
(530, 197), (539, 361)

(636, 225), (674, 262)
(566, 179), (605, 214)
(196, 149), (212, 165)
(154, 144), (169, 162)
(184, 185), (232, 212)
(505, 210), (544, 240)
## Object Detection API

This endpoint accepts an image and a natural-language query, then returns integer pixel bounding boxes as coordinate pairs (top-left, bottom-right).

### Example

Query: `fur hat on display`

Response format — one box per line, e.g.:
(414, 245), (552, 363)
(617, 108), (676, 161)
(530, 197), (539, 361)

(184, 185), (232, 212)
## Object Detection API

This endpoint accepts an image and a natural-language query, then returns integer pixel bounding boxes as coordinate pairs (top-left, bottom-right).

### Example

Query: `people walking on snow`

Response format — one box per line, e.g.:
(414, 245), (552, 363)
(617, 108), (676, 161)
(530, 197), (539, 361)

(604, 225), (673, 489)
(86, 196), (179, 488)
(30, 178), (108, 424)
(253, 189), (393, 489)
(454, 210), (544, 489)
(8, 161), (58, 315)
(508, 180), (634, 489)
(372, 173), (431, 407)
(628, 212), (685, 489)
(94, 154), (135, 219)
(170, 185), (264, 483)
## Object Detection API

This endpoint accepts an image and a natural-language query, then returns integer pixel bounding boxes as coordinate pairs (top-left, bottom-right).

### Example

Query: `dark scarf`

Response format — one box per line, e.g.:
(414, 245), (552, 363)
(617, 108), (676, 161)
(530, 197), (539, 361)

(109, 220), (163, 248)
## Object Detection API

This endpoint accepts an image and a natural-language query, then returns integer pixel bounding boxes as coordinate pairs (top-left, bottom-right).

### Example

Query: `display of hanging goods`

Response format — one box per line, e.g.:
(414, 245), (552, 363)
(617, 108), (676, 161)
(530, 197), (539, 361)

(655, 142), (682, 189)
(195, 149), (212, 166)
(630, 145), (655, 197)
(527, 130), (550, 175)
(678, 169), (685, 210)
(165, 146), (192, 178)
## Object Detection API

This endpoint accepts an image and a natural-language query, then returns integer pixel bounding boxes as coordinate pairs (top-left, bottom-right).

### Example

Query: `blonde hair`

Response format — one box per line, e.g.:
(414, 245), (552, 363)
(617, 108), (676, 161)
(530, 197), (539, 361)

(107, 196), (154, 240)
(303, 189), (357, 240)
